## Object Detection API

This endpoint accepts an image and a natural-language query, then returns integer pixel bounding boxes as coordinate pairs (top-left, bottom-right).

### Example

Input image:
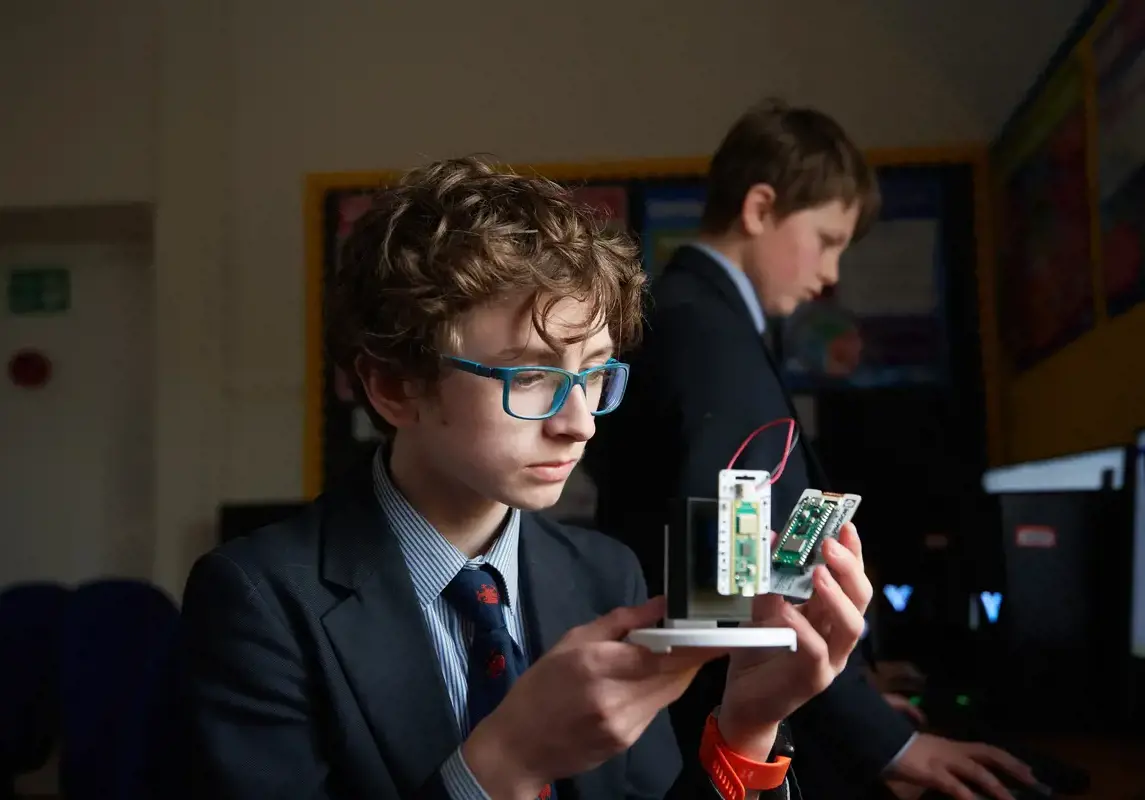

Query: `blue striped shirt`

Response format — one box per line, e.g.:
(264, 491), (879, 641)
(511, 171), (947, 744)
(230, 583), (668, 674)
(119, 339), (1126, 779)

(372, 449), (526, 799)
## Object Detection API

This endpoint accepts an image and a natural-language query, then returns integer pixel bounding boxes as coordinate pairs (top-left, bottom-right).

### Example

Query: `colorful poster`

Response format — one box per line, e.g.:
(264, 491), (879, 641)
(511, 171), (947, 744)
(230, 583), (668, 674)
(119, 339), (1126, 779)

(641, 186), (707, 277)
(993, 55), (1094, 370)
(1095, 0), (1145, 316)
(333, 191), (376, 273)
(782, 168), (945, 388)
(570, 185), (629, 233)
(322, 188), (385, 491)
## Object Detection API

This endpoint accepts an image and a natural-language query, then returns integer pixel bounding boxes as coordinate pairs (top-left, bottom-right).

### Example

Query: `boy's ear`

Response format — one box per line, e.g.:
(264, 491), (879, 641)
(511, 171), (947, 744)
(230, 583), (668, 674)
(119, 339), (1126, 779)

(740, 183), (777, 237)
(354, 354), (419, 429)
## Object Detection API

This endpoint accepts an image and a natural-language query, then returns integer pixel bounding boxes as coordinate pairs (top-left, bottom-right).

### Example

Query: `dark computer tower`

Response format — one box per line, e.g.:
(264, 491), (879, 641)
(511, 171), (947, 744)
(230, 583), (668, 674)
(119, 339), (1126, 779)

(984, 448), (1134, 733)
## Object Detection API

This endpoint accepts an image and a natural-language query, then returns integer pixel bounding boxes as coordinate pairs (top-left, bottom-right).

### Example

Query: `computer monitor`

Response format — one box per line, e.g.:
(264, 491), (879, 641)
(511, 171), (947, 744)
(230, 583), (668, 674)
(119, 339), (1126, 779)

(863, 488), (999, 680)
(982, 446), (1134, 732)
(872, 535), (978, 673)
(1132, 428), (1145, 661)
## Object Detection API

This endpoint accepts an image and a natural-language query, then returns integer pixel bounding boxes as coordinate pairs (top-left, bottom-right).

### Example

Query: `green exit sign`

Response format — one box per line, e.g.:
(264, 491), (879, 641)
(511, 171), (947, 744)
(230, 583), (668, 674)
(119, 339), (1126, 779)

(7, 267), (70, 314)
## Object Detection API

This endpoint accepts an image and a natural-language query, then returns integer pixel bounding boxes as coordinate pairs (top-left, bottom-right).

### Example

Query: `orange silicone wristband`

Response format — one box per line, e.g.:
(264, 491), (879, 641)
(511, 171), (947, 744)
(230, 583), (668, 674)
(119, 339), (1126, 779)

(699, 713), (791, 796)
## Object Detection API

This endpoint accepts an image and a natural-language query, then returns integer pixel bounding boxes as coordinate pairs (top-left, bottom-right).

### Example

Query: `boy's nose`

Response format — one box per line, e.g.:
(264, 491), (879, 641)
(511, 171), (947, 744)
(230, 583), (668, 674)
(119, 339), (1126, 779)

(545, 385), (595, 441)
(820, 256), (840, 286)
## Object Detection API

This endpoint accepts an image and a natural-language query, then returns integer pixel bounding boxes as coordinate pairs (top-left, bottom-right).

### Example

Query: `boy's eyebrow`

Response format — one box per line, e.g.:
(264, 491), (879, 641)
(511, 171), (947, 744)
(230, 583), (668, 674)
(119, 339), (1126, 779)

(492, 343), (615, 365)
(580, 344), (616, 362)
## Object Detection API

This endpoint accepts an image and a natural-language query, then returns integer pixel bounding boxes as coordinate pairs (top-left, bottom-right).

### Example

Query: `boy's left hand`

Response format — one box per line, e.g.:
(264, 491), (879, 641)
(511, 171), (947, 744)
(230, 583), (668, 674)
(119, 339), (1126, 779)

(716, 523), (872, 758)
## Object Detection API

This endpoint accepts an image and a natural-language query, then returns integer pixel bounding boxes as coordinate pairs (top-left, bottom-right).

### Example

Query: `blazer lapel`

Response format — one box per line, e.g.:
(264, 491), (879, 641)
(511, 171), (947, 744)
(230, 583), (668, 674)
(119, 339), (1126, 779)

(518, 514), (628, 799)
(319, 464), (459, 794)
(666, 246), (760, 338)
(759, 337), (831, 489)
(672, 245), (832, 488)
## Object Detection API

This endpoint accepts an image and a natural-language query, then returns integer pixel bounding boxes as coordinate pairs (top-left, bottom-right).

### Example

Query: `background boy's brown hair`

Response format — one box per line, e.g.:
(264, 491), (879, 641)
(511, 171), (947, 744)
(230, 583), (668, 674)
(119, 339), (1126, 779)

(701, 98), (880, 237)
(326, 156), (646, 434)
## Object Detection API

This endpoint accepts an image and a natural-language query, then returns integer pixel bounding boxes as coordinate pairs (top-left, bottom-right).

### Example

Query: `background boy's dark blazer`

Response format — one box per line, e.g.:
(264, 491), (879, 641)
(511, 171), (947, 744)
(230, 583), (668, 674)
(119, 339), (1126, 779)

(587, 244), (915, 798)
(179, 456), (788, 799)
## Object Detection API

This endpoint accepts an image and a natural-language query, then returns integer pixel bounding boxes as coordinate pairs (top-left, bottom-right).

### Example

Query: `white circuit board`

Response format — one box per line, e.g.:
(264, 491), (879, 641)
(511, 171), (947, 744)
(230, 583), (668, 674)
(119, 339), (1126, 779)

(716, 469), (772, 597)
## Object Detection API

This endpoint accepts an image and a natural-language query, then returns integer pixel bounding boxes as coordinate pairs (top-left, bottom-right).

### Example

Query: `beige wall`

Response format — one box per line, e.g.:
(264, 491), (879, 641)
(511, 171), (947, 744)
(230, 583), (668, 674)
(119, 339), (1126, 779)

(0, 0), (158, 206)
(0, 0), (1087, 595)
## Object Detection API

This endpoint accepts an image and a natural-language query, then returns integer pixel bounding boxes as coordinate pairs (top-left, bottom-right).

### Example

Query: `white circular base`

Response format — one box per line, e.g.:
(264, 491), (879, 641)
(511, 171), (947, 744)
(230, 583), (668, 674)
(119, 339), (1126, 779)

(627, 627), (797, 653)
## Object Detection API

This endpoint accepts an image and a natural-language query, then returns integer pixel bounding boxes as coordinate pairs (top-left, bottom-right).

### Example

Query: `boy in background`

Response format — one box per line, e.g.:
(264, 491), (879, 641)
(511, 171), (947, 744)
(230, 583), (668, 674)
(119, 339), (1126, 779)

(588, 100), (1035, 800)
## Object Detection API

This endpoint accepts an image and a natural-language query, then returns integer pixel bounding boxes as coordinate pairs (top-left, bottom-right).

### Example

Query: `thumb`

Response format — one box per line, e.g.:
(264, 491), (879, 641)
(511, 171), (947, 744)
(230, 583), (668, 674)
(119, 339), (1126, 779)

(904, 704), (927, 725)
(565, 596), (667, 644)
(749, 592), (789, 624)
(885, 693), (927, 724)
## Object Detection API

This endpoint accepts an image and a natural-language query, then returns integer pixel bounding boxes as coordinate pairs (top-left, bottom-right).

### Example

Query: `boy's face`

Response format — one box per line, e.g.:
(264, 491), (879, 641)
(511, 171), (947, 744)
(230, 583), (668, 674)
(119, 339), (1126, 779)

(387, 292), (613, 513)
(742, 194), (859, 317)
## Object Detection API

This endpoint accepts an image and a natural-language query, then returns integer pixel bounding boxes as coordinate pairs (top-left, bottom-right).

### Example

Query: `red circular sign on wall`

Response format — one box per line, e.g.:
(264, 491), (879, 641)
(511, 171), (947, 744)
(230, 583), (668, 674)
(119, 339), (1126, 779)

(7, 349), (52, 389)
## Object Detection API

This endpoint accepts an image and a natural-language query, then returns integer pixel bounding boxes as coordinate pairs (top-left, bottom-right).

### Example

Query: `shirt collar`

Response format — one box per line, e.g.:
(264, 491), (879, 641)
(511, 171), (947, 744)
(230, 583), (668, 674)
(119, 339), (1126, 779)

(372, 447), (521, 611)
(687, 242), (767, 335)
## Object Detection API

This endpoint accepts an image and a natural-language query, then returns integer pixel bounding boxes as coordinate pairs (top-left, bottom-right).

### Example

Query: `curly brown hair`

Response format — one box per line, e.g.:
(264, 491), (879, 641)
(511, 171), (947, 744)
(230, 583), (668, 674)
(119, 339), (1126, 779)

(327, 156), (646, 433)
(701, 98), (880, 238)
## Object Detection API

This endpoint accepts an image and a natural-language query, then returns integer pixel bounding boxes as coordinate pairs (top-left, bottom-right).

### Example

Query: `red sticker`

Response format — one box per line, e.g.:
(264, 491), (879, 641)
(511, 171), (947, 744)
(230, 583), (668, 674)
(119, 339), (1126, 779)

(924, 533), (949, 550)
(1015, 525), (1057, 548)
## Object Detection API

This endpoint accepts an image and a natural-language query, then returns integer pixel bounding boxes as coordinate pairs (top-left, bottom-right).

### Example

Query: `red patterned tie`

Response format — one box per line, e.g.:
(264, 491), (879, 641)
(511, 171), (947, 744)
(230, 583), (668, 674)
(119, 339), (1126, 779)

(442, 566), (552, 799)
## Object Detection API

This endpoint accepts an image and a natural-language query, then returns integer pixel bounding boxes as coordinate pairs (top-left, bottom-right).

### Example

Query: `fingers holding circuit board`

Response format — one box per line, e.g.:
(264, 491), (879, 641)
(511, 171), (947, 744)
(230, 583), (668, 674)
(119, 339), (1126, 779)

(769, 489), (862, 600)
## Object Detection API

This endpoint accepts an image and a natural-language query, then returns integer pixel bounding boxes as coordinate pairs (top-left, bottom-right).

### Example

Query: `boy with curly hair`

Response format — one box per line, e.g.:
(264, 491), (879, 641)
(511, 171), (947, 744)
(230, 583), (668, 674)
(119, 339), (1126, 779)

(180, 156), (873, 799)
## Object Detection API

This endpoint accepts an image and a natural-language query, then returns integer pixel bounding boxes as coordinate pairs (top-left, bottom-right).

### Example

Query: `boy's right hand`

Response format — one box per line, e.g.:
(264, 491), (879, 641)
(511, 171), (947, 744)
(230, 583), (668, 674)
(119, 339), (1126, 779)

(462, 596), (719, 799)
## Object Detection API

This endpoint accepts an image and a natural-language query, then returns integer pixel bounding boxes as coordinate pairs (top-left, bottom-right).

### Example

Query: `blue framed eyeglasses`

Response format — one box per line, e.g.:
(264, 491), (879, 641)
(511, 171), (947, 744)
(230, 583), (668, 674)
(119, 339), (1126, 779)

(445, 357), (630, 420)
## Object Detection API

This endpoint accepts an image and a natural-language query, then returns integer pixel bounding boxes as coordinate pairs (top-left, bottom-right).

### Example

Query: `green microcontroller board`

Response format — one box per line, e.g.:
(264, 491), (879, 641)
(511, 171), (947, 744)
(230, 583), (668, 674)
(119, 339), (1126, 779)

(733, 499), (760, 591)
(773, 496), (839, 573)
(770, 489), (862, 599)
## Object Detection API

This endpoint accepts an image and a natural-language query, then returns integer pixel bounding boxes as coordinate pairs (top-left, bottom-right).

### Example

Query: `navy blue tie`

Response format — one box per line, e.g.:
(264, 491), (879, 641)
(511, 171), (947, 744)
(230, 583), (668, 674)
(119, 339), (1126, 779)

(442, 565), (526, 730)
(443, 565), (553, 799)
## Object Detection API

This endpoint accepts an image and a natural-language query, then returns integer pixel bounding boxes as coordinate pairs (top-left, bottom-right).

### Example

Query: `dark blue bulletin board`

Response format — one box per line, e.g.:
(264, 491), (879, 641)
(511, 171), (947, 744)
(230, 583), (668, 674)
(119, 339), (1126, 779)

(640, 184), (707, 278)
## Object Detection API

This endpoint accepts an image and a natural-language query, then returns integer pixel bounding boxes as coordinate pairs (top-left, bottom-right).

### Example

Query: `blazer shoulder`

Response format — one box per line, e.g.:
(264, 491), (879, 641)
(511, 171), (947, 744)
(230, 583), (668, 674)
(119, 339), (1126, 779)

(206, 501), (321, 575)
(649, 274), (721, 320)
(646, 279), (756, 346)
(637, 301), (766, 379)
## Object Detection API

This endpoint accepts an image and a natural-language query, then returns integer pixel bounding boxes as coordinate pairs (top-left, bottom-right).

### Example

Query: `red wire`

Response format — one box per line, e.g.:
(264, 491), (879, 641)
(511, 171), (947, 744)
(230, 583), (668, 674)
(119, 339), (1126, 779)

(725, 417), (797, 484)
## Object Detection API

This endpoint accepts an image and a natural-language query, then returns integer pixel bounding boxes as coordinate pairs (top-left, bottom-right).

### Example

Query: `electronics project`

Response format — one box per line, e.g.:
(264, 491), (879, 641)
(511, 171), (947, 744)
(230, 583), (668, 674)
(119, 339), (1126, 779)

(769, 489), (862, 600)
(628, 416), (861, 652)
(713, 474), (862, 601)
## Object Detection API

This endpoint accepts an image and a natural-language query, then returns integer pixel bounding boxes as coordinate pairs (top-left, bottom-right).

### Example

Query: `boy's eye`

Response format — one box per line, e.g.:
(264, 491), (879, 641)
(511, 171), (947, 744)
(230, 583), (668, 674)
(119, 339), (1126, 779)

(510, 370), (548, 389)
(820, 232), (846, 250)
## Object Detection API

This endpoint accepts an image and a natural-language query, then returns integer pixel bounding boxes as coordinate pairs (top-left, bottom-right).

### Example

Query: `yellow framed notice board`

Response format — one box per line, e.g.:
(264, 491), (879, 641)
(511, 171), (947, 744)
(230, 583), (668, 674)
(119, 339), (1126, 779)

(303, 146), (994, 497)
